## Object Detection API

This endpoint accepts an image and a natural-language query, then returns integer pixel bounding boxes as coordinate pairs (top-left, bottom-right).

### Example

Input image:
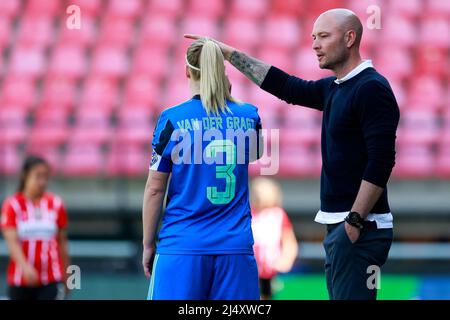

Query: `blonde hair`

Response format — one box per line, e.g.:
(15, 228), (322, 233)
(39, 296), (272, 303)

(250, 177), (283, 209)
(186, 39), (238, 116)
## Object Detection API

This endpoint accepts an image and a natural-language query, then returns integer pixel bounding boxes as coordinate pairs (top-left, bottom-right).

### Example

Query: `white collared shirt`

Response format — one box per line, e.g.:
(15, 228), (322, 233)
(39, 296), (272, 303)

(334, 60), (373, 84)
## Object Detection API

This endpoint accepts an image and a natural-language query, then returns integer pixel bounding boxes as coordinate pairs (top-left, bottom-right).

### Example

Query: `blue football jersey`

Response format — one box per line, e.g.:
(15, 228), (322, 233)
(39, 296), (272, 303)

(150, 95), (262, 254)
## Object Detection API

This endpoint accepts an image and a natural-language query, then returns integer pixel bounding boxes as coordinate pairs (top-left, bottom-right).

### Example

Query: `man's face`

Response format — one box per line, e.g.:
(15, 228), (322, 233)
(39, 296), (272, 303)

(311, 15), (349, 70)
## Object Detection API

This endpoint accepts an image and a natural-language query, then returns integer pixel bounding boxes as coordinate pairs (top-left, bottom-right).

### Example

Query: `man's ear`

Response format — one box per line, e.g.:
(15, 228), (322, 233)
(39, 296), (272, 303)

(186, 66), (191, 78)
(346, 30), (356, 48)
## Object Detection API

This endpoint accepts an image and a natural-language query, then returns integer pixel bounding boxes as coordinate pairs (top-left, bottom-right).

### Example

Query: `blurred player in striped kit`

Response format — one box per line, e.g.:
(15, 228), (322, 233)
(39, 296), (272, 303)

(1, 156), (70, 300)
(251, 177), (298, 299)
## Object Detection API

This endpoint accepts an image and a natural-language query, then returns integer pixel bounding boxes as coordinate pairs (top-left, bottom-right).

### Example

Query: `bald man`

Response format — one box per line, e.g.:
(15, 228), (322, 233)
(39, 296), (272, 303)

(185, 8), (400, 300)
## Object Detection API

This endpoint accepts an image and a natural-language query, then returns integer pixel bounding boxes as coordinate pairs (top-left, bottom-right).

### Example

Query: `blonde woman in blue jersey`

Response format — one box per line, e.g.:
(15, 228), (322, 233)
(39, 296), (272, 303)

(142, 39), (263, 300)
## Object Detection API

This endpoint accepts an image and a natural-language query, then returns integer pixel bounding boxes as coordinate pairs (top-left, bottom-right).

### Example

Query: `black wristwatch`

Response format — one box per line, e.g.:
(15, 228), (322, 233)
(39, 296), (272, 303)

(345, 211), (365, 229)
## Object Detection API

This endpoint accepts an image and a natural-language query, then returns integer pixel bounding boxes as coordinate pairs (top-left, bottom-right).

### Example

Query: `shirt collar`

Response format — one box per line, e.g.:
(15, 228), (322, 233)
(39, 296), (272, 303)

(334, 60), (373, 84)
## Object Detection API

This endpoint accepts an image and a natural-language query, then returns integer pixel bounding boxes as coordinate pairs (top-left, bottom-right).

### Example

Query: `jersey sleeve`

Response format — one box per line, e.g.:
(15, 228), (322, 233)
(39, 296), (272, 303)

(1, 199), (17, 229)
(56, 200), (68, 229)
(149, 111), (175, 172)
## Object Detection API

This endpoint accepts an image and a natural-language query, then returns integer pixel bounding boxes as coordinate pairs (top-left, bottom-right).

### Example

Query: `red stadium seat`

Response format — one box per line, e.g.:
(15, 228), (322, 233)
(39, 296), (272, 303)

(116, 108), (154, 146)
(71, 108), (112, 144)
(79, 76), (118, 111)
(0, 108), (29, 145)
(131, 46), (170, 83)
(223, 18), (262, 50)
(24, 0), (61, 17)
(270, 0), (305, 17)
(407, 76), (445, 111)
(294, 47), (333, 80)
(278, 146), (321, 177)
(0, 144), (21, 175)
(106, 145), (149, 177)
(0, 76), (36, 109)
(262, 17), (300, 50)
(307, 0), (345, 15)
(30, 107), (70, 146)
(106, 0), (143, 18)
(91, 46), (129, 78)
(97, 16), (136, 47)
(374, 47), (412, 82)
(436, 146), (450, 178)
(419, 18), (450, 49)
(69, 0), (104, 17)
(16, 16), (54, 47)
(397, 110), (440, 146)
(123, 74), (159, 107)
(415, 47), (450, 79)
(163, 78), (192, 109)
(9, 45), (46, 78)
(229, 0), (269, 19)
(0, 0), (21, 18)
(426, 0), (450, 18)
(181, 17), (221, 39)
(58, 17), (97, 47)
(0, 16), (13, 49)
(347, 0), (385, 18)
(62, 143), (105, 176)
(380, 16), (416, 48)
(281, 108), (322, 146)
(258, 46), (294, 72)
(139, 16), (177, 48)
(41, 76), (78, 106)
(394, 146), (435, 178)
(48, 45), (87, 78)
(187, 0), (225, 19)
(388, 0), (422, 18)
(148, 0), (183, 18)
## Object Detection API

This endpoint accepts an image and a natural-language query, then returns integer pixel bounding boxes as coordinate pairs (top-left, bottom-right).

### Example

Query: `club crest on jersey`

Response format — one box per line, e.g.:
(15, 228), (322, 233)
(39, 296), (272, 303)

(151, 149), (159, 166)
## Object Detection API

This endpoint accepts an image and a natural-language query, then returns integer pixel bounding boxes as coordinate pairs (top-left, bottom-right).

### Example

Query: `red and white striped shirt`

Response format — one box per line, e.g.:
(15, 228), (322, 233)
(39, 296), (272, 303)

(252, 207), (293, 279)
(1, 192), (68, 286)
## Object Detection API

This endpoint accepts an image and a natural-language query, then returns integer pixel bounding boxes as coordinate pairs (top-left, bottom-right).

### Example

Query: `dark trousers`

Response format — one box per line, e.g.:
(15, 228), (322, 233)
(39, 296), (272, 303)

(8, 282), (64, 300)
(323, 221), (393, 300)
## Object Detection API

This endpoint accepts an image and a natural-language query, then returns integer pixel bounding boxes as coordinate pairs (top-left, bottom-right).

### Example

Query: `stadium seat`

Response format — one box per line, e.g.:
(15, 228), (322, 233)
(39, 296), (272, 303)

(0, 144), (21, 175)
(229, 0), (269, 19)
(419, 18), (450, 49)
(91, 46), (129, 79)
(414, 47), (450, 79)
(426, 0), (450, 18)
(436, 145), (450, 177)
(397, 110), (440, 146)
(58, 16), (98, 47)
(106, 0), (143, 19)
(187, 0), (225, 19)
(407, 76), (445, 111)
(9, 45), (47, 78)
(163, 78), (192, 109)
(106, 144), (149, 177)
(0, 16), (13, 49)
(71, 108), (112, 145)
(394, 146), (435, 178)
(16, 16), (54, 47)
(69, 0), (104, 18)
(41, 76), (78, 106)
(388, 0), (422, 18)
(24, 0), (61, 17)
(278, 145), (322, 177)
(223, 18), (261, 49)
(139, 16), (177, 48)
(123, 74), (160, 107)
(0, 0), (21, 18)
(262, 16), (300, 50)
(295, 47), (333, 80)
(270, 0), (305, 17)
(48, 45), (87, 79)
(29, 107), (70, 146)
(0, 108), (29, 145)
(62, 143), (105, 176)
(281, 108), (322, 146)
(131, 46), (170, 83)
(380, 16), (416, 48)
(307, 0), (345, 15)
(374, 47), (412, 81)
(258, 46), (294, 72)
(79, 76), (119, 111)
(116, 107), (154, 146)
(181, 17), (221, 39)
(347, 0), (385, 18)
(147, 0), (183, 18)
(97, 16), (136, 47)
(0, 76), (36, 109)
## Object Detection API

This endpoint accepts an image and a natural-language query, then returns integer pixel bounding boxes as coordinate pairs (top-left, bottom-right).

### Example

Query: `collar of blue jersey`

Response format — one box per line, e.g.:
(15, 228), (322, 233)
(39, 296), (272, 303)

(192, 94), (201, 100)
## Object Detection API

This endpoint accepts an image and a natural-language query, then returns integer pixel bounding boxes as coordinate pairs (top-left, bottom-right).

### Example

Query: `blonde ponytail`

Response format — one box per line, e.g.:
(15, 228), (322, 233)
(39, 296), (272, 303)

(186, 39), (238, 116)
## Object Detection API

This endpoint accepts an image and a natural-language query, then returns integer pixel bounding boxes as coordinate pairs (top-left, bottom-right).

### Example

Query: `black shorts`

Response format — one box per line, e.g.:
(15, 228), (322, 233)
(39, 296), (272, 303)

(8, 282), (64, 300)
(259, 278), (272, 298)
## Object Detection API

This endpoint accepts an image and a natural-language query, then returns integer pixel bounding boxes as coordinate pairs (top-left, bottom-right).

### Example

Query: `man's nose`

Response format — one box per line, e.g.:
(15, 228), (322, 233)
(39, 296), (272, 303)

(312, 40), (320, 51)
